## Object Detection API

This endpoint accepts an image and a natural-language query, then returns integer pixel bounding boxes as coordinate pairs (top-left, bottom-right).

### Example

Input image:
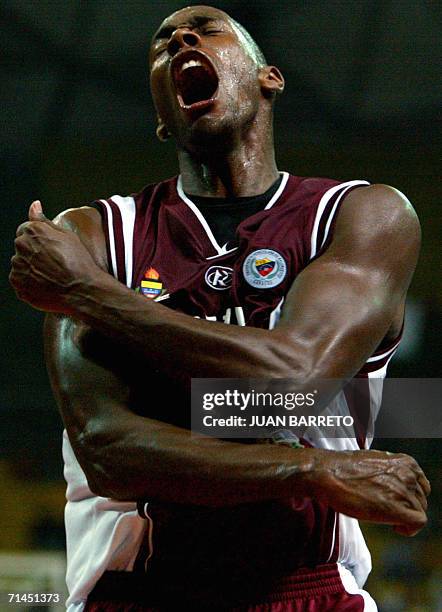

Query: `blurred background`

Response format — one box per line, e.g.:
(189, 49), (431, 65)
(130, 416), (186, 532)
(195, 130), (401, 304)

(1, 1), (441, 610)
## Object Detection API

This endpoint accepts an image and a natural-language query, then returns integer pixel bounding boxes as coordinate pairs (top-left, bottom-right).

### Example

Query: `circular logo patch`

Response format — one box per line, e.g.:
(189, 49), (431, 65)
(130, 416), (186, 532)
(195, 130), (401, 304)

(205, 266), (233, 290)
(243, 249), (287, 289)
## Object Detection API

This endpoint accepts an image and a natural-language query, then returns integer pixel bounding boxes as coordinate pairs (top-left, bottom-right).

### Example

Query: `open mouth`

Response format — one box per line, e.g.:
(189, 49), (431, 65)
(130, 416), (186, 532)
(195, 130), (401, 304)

(172, 51), (219, 111)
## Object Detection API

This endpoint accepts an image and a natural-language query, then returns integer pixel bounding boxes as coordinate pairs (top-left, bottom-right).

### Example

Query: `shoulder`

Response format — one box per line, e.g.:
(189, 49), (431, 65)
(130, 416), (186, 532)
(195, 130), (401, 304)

(335, 183), (421, 253)
(306, 183), (422, 293)
(53, 206), (108, 271)
(344, 183), (419, 225)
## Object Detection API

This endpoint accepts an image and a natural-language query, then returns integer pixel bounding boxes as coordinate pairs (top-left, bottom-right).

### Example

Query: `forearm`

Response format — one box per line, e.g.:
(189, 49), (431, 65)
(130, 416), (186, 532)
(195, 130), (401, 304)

(77, 405), (320, 505)
(67, 271), (303, 380)
(46, 316), (430, 529)
(45, 315), (319, 507)
(71, 404), (431, 535)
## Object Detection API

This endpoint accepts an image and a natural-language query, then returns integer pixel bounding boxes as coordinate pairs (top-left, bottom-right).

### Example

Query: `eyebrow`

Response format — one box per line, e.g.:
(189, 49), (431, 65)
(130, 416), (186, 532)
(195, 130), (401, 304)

(152, 16), (221, 43)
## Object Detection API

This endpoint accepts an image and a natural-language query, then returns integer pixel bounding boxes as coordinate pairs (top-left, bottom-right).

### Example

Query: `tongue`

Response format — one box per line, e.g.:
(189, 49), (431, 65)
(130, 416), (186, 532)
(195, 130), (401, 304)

(178, 65), (217, 106)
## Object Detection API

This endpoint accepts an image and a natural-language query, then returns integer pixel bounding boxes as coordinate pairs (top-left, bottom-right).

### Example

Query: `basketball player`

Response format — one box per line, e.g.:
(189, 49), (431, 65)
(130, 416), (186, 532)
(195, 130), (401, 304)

(10, 6), (430, 611)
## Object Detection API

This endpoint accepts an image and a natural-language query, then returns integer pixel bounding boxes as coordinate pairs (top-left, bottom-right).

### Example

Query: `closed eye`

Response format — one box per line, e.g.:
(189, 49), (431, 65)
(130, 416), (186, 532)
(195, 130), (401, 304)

(153, 44), (167, 57)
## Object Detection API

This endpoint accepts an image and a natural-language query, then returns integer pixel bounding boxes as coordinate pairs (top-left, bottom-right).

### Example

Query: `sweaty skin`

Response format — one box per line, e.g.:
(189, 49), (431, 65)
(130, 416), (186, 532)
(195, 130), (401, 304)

(10, 6), (430, 537)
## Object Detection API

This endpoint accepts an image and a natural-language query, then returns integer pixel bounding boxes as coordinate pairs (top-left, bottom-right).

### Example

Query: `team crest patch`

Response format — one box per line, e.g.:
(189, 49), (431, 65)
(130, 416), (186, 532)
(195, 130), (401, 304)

(205, 266), (233, 290)
(243, 249), (287, 289)
(137, 267), (163, 299)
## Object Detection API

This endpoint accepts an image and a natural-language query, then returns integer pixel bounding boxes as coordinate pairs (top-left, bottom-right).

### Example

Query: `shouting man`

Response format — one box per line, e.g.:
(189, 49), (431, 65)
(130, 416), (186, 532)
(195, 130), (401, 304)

(10, 6), (430, 612)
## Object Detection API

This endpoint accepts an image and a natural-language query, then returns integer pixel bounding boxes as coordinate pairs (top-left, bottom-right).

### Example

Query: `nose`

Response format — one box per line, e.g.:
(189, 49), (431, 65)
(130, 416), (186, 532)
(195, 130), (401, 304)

(167, 29), (201, 57)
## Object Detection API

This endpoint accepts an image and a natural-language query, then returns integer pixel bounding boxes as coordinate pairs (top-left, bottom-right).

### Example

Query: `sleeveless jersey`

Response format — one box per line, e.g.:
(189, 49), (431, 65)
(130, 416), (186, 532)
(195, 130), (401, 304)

(63, 172), (401, 610)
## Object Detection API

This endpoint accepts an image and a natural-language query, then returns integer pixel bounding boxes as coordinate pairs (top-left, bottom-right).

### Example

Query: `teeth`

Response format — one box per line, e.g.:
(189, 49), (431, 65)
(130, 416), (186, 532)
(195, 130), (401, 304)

(181, 59), (203, 71)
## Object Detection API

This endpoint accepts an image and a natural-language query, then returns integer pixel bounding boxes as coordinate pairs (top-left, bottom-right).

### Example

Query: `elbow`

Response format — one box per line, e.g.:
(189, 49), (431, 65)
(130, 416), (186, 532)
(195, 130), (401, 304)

(74, 421), (131, 500)
(85, 469), (116, 499)
(264, 331), (314, 383)
(85, 465), (135, 500)
(87, 475), (130, 500)
(84, 456), (134, 501)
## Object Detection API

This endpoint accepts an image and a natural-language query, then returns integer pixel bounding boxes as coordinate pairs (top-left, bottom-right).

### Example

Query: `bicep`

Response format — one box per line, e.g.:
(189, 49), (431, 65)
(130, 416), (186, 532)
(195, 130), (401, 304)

(275, 184), (420, 380)
(277, 256), (395, 380)
(44, 313), (132, 462)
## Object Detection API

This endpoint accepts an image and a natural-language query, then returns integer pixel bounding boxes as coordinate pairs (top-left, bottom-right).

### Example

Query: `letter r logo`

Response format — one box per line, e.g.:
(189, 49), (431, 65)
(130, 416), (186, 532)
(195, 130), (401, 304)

(205, 266), (233, 290)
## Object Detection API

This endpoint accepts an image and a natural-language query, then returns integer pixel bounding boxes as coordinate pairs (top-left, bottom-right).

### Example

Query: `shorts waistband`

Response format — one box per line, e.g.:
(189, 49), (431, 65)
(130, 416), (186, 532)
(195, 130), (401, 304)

(260, 564), (344, 601)
(87, 563), (345, 605)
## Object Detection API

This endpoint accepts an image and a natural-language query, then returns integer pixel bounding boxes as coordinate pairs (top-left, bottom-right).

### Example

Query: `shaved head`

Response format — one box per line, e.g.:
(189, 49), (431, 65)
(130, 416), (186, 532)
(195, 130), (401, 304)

(228, 17), (267, 67)
(153, 5), (267, 68)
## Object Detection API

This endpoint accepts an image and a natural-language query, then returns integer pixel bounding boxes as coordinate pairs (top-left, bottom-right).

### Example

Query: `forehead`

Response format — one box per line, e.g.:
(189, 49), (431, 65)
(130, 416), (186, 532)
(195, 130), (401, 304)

(152, 6), (232, 43)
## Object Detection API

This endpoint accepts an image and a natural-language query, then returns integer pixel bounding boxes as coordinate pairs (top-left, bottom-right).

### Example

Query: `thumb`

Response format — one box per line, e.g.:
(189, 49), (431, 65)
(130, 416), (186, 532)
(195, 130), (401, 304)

(28, 200), (48, 222)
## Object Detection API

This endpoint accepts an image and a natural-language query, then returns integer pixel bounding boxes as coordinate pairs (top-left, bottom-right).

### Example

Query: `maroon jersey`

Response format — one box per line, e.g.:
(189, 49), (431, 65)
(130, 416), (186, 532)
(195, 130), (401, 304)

(63, 172), (399, 606)
(97, 173), (371, 328)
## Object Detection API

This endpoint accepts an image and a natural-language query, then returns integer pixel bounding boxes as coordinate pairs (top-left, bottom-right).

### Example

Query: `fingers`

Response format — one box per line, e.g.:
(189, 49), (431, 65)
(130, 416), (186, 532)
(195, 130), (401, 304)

(16, 217), (59, 239)
(354, 451), (430, 531)
(418, 473), (431, 497)
(387, 472), (428, 533)
(380, 492), (427, 532)
(392, 453), (430, 505)
(414, 480), (428, 512)
(411, 460), (431, 497)
(402, 462), (429, 513)
(16, 221), (32, 237)
(329, 450), (430, 537)
(16, 220), (47, 237)
(400, 455), (431, 510)
(395, 466), (429, 516)
(13, 234), (33, 256)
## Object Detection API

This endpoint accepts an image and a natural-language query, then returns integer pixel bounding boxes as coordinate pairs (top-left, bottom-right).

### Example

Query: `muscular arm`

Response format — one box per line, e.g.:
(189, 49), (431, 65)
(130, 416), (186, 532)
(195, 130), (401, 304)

(41, 207), (320, 507)
(45, 311), (429, 532)
(45, 312), (320, 506)
(46, 185), (418, 384)
(13, 187), (428, 532)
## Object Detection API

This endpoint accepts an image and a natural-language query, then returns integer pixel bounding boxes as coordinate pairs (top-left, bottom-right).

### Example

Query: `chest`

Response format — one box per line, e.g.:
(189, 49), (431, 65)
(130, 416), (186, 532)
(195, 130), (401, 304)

(132, 200), (312, 329)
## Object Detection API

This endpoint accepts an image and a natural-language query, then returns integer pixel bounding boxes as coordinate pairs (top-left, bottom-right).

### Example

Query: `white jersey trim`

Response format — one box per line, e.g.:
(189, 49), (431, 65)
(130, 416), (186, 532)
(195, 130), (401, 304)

(367, 349), (398, 379)
(62, 432), (147, 611)
(366, 339), (401, 363)
(264, 171), (290, 210)
(320, 184), (363, 250)
(338, 564), (378, 611)
(326, 511), (338, 563)
(177, 176), (235, 256)
(99, 199), (118, 278)
(109, 195), (136, 288)
(310, 180), (369, 259)
(337, 514), (372, 587)
(206, 246), (238, 260)
(269, 297), (285, 330)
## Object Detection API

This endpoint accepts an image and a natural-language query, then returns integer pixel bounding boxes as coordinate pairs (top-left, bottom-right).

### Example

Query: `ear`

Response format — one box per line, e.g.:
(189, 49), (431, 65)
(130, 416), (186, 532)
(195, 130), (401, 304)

(156, 117), (171, 142)
(259, 66), (285, 97)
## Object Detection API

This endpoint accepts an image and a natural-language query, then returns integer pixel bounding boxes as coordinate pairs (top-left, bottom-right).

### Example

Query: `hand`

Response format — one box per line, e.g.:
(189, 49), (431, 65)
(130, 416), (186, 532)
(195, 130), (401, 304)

(311, 449), (430, 536)
(9, 201), (100, 314)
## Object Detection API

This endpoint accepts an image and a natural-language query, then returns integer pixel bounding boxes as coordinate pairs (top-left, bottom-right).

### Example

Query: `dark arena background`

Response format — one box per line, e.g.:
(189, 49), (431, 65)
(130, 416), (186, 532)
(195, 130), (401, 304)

(1, 1), (441, 610)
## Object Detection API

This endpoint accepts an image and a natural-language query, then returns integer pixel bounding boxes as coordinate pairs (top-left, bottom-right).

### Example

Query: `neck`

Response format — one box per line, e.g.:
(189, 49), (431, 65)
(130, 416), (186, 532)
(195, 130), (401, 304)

(177, 117), (279, 198)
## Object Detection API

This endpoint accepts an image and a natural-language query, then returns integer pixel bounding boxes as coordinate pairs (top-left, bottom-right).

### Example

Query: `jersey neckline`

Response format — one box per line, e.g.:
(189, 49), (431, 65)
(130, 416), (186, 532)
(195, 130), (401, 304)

(176, 171), (290, 258)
